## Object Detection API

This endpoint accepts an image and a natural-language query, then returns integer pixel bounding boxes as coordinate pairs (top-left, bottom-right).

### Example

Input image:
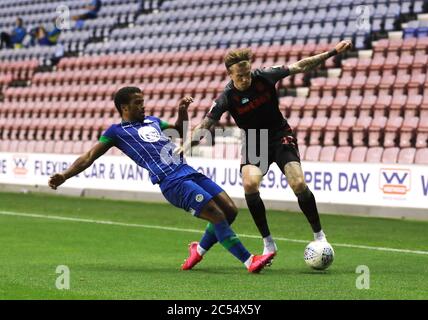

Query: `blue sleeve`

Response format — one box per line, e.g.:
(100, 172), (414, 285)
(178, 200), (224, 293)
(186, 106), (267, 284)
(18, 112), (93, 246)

(99, 125), (116, 145)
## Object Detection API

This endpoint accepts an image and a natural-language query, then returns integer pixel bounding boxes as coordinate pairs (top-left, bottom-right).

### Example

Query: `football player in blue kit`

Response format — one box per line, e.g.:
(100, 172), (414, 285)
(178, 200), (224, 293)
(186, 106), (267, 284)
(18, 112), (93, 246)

(48, 86), (274, 273)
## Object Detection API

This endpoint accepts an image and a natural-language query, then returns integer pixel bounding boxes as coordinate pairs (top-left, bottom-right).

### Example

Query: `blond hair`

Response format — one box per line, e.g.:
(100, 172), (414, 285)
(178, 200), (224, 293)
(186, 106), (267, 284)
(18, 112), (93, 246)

(224, 48), (253, 70)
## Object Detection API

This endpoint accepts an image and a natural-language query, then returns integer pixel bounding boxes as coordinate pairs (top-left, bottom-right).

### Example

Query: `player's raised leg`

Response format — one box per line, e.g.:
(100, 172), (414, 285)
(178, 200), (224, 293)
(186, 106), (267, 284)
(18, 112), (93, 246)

(284, 161), (326, 242)
(197, 199), (274, 273)
(242, 165), (278, 255)
(191, 191), (238, 260)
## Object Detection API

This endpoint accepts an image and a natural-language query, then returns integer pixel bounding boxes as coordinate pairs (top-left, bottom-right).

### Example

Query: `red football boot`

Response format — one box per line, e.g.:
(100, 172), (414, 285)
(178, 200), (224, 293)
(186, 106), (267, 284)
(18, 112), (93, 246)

(181, 242), (203, 270)
(247, 253), (275, 273)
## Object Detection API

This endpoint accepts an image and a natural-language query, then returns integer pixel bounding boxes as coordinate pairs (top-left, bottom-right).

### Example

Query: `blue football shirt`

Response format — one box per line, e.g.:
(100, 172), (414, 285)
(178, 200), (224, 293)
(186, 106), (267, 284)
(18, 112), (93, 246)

(99, 116), (185, 184)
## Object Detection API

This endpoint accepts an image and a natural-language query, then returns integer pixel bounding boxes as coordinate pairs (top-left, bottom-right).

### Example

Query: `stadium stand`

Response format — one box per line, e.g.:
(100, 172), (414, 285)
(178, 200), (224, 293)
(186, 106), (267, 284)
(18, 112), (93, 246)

(0, 0), (428, 164)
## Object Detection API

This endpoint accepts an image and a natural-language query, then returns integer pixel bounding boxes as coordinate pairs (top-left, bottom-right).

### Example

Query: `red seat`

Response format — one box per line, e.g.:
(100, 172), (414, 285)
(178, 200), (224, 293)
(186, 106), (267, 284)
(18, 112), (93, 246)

(408, 73), (426, 96)
(366, 147), (384, 163)
(393, 75), (411, 95)
(352, 116), (372, 146)
(400, 117), (419, 148)
(404, 94), (422, 117)
(383, 117), (403, 147)
(368, 116), (387, 147)
(416, 117), (428, 148)
(296, 117), (313, 145)
(336, 76), (353, 96)
(350, 146), (367, 162)
(364, 74), (381, 95)
(378, 75), (396, 95)
(398, 148), (416, 164)
(317, 96), (333, 117)
(334, 146), (352, 162)
(322, 77), (339, 97)
(382, 54), (399, 75)
(323, 117), (342, 146)
(344, 95), (362, 117)
(331, 96), (348, 117)
(310, 77), (326, 97)
(381, 147), (399, 163)
(350, 75), (367, 96)
(302, 97), (320, 117)
(415, 148), (428, 164)
(319, 146), (336, 162)
(309, 117), (328, 145)
(356, 58), (372, 75)
(338, 116), (356, 146)
(360, 95), (377, 117)
(289, 96), (306, 118)
(304, 145), (321, 161)
(373, 95), (392, 117)
(341, 58), (358, 77)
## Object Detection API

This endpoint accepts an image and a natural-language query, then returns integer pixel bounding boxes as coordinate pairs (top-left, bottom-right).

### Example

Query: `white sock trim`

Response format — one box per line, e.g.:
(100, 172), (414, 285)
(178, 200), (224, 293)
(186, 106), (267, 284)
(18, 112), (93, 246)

(197, 244), (207, 256)
(244, 255), (254, 269)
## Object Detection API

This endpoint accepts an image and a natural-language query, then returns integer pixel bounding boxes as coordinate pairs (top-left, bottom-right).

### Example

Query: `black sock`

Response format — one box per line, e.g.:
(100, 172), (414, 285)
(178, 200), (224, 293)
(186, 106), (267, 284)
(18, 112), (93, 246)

(296, 187), (322, 233)
(245, 191), (270, 238)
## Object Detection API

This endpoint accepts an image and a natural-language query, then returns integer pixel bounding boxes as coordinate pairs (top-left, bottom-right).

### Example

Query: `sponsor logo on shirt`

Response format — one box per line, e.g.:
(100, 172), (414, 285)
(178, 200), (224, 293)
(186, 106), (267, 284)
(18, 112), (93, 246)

(138, 126), (161, 143)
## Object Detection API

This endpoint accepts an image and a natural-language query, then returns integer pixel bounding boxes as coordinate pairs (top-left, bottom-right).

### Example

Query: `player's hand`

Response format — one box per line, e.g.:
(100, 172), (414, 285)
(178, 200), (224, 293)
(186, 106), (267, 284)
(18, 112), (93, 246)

(178, 96), (194, 109)
(335, 40), (353, 53)
(48, 173), (66, 190)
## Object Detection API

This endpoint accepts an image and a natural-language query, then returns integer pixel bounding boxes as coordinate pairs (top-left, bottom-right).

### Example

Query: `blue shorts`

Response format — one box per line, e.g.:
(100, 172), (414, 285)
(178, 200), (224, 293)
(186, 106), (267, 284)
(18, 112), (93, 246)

(159, 165), (224, 217)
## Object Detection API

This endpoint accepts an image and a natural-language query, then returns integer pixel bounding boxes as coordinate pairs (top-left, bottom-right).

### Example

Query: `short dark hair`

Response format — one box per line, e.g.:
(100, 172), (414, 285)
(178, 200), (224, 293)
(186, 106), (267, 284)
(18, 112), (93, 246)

(224, 48), (252, 70)
(113, 86), (141, 116)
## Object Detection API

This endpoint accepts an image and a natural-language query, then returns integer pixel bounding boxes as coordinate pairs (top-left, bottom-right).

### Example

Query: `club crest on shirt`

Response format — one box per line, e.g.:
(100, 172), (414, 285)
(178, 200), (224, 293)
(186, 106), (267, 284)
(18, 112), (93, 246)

(138, 126), (160, 142)
(195, 194), (204, 202)
(241, 97), (249, 104)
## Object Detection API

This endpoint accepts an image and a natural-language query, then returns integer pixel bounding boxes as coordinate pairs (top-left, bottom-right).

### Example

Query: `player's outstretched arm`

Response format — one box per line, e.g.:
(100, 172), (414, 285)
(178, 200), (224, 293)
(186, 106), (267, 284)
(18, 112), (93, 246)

(176, 117), (218, 156)
(288, 40), (352, 75)
(174, 96), (193, 138)
(48, 142), (112, 190)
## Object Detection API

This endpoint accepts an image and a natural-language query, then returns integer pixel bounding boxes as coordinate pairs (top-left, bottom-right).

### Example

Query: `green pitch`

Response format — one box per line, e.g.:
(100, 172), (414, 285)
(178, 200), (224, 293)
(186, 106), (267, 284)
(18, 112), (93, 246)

(0, 191), (427, 300)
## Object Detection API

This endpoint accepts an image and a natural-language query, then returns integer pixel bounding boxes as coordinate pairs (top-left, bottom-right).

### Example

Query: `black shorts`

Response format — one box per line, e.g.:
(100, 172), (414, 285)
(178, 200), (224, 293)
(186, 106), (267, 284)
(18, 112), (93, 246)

(240, 126), (301, 176)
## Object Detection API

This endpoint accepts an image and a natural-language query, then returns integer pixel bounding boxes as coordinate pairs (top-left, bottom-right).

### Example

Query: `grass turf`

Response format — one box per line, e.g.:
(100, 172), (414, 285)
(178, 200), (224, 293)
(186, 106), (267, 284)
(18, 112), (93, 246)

(0, 192), (427, 300)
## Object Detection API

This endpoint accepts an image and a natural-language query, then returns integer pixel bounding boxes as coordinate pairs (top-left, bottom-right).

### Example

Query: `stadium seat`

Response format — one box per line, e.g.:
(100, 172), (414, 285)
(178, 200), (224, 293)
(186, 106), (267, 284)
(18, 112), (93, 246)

(309, 117), (328, 145)
(366, 147), (384, 163)
(397, 148), (416, 164)
(352, 116), (372, 146)
(334, 146), (352, 162)
(368, 116), (387, 147)
(304, 145), (321, 162)
(319, 146), (336, 162)
(382, 147), (399, 163)
(416, 117), (428, 148)
(323, 117), (342, 146)
(415, 148), (428, 164)
(383, 117), (403, 148)
(399, 117), (419, 148)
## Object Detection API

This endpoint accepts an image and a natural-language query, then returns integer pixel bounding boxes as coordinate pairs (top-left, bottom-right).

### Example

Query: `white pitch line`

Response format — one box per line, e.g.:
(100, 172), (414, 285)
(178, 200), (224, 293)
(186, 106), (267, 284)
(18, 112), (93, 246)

(1, 210), (428, 256)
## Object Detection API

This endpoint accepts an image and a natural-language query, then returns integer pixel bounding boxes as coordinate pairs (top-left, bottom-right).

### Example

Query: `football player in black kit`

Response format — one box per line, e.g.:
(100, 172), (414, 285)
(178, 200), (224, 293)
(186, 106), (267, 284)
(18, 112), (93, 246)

(178, 40), (352, 269)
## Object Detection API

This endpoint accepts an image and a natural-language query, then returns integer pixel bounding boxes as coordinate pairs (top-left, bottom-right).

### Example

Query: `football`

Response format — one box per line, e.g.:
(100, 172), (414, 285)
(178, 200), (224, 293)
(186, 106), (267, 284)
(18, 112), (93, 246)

(304, 241), (335, 270)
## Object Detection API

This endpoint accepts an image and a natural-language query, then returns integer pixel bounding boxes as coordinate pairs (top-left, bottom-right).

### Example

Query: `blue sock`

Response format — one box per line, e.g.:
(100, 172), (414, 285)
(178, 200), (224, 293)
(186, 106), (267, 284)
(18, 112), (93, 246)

(199, 215), (237, 252)
(214, 220), (251, 263)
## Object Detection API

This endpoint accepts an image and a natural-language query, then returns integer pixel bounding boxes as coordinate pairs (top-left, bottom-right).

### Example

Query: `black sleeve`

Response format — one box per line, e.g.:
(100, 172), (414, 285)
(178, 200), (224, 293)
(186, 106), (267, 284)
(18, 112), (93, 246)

(206, 94), (229, 121)
(255, 66), (291, 85)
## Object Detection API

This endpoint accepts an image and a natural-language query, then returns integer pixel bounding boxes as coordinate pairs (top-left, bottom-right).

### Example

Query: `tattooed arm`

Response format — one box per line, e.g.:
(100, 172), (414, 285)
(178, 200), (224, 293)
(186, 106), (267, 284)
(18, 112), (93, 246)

(288, 40), (352, 75)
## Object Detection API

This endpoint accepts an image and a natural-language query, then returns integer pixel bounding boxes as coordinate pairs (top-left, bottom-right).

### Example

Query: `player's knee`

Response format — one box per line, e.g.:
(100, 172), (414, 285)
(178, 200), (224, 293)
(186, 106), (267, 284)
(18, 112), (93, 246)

(242, 180), (259, 193)
(225, 201), (238, 220)
(202, 201), (226, 224)
(290, 178), (307, 194)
